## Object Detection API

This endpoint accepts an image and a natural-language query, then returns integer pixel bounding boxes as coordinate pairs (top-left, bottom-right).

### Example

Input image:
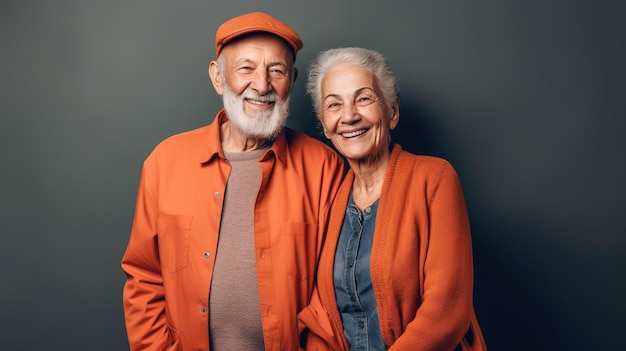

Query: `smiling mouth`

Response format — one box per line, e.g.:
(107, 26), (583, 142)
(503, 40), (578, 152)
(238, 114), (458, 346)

(245, 98), (275, 106)
(341, 129), (368, 138)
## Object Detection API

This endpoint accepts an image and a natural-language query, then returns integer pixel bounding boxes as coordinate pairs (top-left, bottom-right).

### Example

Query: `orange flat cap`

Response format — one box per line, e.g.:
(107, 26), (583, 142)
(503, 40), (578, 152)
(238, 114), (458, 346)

(215, 12), (303, 60)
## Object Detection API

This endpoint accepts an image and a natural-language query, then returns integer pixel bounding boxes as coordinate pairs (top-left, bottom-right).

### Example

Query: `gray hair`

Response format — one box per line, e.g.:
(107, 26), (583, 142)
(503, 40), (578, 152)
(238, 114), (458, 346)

(306, 47), (398, 118)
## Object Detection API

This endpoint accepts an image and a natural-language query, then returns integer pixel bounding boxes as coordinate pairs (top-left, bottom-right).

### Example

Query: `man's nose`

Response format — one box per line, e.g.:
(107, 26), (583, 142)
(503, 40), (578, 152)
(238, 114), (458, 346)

(250, 70), (272, 95)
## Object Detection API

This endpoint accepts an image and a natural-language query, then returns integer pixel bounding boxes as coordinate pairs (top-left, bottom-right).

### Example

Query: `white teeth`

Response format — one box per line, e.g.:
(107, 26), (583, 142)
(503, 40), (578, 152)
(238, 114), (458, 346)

(341, 129), (367, 138)
(248, 99), (271, 105)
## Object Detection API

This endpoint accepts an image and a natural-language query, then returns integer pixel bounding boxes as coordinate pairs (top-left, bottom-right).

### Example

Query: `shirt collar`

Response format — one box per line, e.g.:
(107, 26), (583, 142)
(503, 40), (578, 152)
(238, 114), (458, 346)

(199, 109), (288, 167)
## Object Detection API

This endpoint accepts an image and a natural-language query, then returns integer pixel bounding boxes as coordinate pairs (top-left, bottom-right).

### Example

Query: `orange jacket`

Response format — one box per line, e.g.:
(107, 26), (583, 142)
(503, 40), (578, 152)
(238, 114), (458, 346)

(299, 144), (486, 350)
(122, 110), (344, 351)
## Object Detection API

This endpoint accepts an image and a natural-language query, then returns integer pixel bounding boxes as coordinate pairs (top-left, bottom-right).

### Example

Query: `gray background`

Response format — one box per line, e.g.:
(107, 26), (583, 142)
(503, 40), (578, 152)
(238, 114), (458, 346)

(1, 1), (624, 350)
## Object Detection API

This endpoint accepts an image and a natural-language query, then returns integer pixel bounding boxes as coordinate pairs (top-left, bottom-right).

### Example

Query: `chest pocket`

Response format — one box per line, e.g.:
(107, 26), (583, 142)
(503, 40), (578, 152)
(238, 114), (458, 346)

(157, 213), (193, 273)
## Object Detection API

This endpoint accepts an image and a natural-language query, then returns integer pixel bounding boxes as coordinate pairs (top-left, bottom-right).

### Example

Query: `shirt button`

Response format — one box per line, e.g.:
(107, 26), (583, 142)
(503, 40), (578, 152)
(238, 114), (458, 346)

(204, 252), (211, 258)
(351, 295), (357, 301)
(214, 192), (220, 197)
(358, 322), (365, 328)
(364, 207), (371, 214)
(348, 261), (354, 267)
(200, 306), (206, 313)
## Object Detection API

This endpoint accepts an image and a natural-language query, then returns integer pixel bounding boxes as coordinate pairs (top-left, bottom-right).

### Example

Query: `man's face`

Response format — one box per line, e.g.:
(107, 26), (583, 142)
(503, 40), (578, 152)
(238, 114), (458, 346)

(215, 34), (295, 139)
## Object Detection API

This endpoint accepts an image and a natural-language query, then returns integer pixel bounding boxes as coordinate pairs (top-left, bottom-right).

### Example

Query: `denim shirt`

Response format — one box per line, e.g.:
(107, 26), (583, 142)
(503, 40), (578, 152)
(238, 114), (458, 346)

(333, 192), (386, 350)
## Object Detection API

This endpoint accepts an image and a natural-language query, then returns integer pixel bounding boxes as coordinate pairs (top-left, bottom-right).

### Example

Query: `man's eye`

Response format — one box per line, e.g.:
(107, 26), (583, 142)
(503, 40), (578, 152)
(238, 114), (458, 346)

(270, 69), (286, 77)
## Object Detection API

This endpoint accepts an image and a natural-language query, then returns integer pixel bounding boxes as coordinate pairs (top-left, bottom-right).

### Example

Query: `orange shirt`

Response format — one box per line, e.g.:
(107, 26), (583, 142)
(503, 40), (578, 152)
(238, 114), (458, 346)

(299, 144), (486, 351)
(122, 110), (344, 351)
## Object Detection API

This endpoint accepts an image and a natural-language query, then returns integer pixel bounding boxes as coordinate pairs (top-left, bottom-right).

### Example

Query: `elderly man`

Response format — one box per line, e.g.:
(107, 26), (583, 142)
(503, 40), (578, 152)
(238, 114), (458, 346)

(121, 12), (344, 351)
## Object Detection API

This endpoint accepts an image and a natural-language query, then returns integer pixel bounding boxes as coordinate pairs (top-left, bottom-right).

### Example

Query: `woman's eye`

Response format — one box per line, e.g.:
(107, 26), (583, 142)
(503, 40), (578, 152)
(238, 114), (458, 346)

(356, 95), (376, 106)
(326, 102), (341, 111)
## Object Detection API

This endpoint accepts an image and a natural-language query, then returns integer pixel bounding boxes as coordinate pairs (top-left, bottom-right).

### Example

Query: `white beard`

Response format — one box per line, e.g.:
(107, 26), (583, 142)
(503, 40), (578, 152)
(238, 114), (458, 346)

(222, 82), (290, 140)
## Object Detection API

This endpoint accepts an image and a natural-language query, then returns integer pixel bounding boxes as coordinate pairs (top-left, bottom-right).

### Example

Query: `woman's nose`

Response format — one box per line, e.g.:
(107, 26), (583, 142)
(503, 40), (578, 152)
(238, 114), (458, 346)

(340, 102), (360, 123)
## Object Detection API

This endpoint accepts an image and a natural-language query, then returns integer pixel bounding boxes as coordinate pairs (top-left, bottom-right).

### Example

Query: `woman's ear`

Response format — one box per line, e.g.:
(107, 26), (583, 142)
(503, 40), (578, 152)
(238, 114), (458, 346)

(322, 128), (331, 140)
(208, 60), (223, 95)
(389, 96), (400, 130)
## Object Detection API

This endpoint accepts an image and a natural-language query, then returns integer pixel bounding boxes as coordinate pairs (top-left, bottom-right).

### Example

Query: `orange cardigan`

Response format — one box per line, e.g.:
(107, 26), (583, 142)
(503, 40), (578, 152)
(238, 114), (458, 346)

(299, 144), (486, 350)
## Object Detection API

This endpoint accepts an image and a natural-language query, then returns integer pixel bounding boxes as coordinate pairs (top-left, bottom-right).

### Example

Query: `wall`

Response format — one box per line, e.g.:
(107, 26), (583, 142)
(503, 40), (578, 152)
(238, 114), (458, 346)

(1, 1), (624, 350)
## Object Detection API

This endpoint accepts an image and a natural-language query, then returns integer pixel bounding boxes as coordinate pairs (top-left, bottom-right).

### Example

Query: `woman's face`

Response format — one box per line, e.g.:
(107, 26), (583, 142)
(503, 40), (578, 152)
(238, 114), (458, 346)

(319, 64), (398, 163)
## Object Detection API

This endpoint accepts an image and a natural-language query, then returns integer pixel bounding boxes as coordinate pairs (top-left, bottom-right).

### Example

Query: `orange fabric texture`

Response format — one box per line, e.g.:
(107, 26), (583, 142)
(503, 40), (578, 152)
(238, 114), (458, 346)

(122, 110), (344, 350)
(299, 144), (486, 350)
(215, 12), (303, 58)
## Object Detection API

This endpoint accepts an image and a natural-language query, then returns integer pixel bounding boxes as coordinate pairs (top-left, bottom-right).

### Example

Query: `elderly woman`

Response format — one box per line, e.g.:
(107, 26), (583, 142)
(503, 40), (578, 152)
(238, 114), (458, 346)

(298, 47), (486, 350)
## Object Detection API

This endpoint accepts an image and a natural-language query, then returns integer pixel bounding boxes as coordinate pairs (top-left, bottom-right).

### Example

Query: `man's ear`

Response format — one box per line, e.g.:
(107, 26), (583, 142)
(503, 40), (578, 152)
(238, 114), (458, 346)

(208, 60), (223, 95)
(288, 66), (298, 93)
